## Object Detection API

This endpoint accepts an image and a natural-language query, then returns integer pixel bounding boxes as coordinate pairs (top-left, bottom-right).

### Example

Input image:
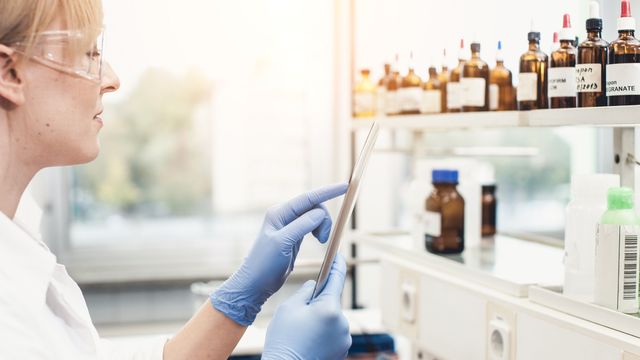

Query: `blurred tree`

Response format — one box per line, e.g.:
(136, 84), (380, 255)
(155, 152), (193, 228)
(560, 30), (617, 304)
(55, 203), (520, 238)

(74, 68), (213, 218)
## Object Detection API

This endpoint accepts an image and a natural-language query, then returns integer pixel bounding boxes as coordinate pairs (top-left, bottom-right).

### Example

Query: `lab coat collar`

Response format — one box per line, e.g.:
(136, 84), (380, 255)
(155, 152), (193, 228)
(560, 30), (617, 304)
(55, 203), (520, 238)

(0, 192), (56, 308)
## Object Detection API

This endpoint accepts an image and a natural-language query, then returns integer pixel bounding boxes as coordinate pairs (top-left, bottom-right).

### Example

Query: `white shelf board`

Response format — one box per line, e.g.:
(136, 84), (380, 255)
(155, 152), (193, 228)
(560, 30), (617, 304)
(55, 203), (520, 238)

(526, 105), (640, 127)
(352, 111), (523, 131)
(352, 105), (640, 131)
(355, 232), (563, 298)
(529, 285), (640, 339)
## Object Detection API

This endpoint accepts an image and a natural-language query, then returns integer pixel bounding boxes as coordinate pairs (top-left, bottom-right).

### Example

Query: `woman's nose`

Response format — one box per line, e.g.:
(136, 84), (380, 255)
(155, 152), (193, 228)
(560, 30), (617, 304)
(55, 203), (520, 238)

(100, 62), (120, 94)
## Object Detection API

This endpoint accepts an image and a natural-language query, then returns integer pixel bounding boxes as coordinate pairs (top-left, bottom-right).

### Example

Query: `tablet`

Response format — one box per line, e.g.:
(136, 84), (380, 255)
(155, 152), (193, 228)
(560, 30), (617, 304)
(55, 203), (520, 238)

(310, 121), (380, 300)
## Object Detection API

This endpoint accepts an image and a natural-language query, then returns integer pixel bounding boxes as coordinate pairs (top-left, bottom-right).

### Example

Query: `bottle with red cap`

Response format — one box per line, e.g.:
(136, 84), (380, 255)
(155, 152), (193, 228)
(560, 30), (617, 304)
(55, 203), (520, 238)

(462, 41), (490, 112)
(518, 21), (549, 110)
(577, 1), (608, 107)
(447, 39), (466, 113)
(549, 14), (577, 108)
(607, 0), (640, 106)
(438, 49), (449, 113)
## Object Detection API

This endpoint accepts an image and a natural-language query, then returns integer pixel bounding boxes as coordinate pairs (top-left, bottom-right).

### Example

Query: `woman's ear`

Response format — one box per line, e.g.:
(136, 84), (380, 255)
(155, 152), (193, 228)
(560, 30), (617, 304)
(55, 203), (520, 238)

(0, 45), (25, 108)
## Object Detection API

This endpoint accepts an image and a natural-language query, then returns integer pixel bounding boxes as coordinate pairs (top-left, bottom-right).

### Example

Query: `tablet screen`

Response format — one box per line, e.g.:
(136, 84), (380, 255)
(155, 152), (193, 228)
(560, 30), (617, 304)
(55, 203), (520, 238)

(310, 121), (380, 300)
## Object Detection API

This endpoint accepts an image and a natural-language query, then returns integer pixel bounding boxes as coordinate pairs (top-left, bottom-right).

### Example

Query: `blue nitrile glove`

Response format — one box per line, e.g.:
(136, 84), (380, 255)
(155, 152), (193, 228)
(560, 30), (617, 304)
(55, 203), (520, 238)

(262, 253), (352, 360)
(211, 183), (348, 326)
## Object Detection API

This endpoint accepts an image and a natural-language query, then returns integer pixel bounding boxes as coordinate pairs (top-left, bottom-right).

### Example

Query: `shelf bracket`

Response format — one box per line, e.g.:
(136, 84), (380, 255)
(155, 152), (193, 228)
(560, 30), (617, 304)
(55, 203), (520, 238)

(613, 127), (637, 190)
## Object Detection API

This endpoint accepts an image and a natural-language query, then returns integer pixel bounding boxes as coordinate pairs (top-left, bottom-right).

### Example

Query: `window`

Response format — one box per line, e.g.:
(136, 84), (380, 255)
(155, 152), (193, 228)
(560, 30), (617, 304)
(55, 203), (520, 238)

(43, 0), (338, 282)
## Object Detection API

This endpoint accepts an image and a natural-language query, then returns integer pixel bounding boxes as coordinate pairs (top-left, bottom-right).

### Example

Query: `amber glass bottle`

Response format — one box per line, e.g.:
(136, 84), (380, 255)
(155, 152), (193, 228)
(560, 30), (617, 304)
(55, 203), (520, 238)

(438, 49), (449, 113)
(549, 14), (577, 108)
(481, 185), (497, 237)
(425, 170), (465, 254)
(490, 41), (515, 111)
(421, 66), (441, 114)
(518, 30), (549, 110)
(608, 0), (640, 106)
(577, 2), (608, 107)
(385, 69), (402, 116)
(399, 52), (422, 114)
(447, 39), (466, 112)
(376, 63), (392, 115)
(462, 42), (489, 112)
(353, 69), (376, 118)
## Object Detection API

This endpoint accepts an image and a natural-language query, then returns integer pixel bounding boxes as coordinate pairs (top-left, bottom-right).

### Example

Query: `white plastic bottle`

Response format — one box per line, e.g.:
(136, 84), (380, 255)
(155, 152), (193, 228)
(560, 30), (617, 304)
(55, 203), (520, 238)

(563, 174), (620, 301)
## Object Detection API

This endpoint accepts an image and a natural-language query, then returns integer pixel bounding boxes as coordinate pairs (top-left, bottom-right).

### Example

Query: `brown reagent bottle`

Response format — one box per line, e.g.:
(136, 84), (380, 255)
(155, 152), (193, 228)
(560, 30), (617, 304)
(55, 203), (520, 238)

(399, 52), (423, 114)
(462, 42), (490, 112)
(438, 49), (449, 113)
(518, 29), (549, 110)
(577, 2), (608, 107)
(481, 185), (498, 237)
(421, 66), (441, 114)
(607, 0), (640, 106)
(549, 14), (577, 108)
(489, 41), (515, 111)
(447, 39), (466, 113)
(425, 170), (465, 254)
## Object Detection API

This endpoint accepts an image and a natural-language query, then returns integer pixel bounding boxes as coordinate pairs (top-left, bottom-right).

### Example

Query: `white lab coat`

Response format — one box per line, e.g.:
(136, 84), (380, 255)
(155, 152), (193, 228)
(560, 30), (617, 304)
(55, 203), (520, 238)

(0, 192), (167, 359)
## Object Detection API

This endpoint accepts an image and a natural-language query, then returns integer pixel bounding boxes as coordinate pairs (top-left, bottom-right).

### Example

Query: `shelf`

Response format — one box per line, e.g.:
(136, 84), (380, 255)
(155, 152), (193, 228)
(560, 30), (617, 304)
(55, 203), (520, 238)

(352, 105), (640, 131)
(354, 231), (563, 298)
(529, 285), (640, 339)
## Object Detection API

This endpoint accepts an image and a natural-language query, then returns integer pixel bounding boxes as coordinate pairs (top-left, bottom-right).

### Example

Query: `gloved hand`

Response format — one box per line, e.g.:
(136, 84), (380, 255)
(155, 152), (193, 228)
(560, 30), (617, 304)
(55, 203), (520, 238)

(211, 183), (348, 326)
(262, 253), (352, 360)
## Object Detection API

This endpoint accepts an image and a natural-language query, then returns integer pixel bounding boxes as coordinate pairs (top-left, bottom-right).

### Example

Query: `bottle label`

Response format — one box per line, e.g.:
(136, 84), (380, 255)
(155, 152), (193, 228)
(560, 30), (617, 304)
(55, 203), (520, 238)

(606, 63), (640, 96)
(423, 211), (442, 237)
(385, 91), (400, 114)
(517, 73), (538, 102)
(461, 77), (486, 107)
(489, 84), (499, 110)
(595, 224), (639, 314)
(398, 87), (422, 112)
(576, 64), (602, 93)
(548, 67), (577, 98)
(420, 89), (441, 113)
(376, 88), (386, 115)
(447, 82), (462, 109)
(354, 92), (375, 115)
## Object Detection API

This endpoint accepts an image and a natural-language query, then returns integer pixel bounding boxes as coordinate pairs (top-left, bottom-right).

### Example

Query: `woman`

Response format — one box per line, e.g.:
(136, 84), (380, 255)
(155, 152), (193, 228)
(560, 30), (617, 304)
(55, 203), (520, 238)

(0, 0), (352, 359)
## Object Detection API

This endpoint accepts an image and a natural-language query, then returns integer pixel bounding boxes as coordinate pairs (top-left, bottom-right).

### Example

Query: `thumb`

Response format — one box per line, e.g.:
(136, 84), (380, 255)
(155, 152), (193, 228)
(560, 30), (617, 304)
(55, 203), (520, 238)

(287, 280), (316, 304)
(314, 253), (347, 302)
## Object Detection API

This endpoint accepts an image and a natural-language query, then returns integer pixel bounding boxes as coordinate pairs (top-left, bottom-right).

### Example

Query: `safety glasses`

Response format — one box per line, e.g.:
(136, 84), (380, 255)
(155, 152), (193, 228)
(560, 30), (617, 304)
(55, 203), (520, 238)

(13, 29), (104, 83)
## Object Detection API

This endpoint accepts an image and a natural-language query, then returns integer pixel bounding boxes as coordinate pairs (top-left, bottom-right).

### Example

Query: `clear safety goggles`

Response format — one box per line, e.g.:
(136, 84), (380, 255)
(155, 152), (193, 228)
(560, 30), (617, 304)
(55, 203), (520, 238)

(13, 29), (104, 83)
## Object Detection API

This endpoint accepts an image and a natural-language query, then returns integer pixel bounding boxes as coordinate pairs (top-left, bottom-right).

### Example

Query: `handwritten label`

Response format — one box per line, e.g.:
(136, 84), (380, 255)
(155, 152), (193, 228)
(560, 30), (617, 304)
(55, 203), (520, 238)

(461, 77), (486, 107)
(576, 64), (602, 93)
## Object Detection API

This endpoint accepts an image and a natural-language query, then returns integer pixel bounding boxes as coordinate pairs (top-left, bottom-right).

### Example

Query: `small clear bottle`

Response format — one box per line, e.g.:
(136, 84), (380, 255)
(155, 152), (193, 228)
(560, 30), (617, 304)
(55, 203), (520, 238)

(518, 25), (549, 110)
(577, 1), (608, 107)
(607, 0), (640, 106)
(353, 69), (376, 118)
(425, 170), (465, 254)
(447, 39), (466, 113)
(421, 66), (441, 114)
(462, 42), (490, 112)
(549, 14), (577, 108)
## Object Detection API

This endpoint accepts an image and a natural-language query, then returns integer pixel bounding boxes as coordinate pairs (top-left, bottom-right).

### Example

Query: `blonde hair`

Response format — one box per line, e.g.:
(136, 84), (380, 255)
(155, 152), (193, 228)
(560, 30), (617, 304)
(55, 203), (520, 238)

(0, 0), (103, 52)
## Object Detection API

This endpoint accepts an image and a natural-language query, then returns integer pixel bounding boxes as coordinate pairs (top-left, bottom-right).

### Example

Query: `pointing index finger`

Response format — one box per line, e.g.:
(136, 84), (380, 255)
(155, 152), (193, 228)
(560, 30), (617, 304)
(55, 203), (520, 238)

(278, 183), (348, 224)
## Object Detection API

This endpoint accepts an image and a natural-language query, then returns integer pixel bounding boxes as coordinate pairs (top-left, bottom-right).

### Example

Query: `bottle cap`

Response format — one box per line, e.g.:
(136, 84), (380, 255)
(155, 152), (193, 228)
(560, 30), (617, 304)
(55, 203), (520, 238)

(559, 14), (575, 41)
(361, 69), (370, 76)
(618, 0), (636, 31)
(457, 39), (465, 60)
(482, 184), (497, 193)
(496, 41), (504, 61)
(470, 42), (481, 53)
(607, 187), (634, 210)
(432, 169), (459, 184)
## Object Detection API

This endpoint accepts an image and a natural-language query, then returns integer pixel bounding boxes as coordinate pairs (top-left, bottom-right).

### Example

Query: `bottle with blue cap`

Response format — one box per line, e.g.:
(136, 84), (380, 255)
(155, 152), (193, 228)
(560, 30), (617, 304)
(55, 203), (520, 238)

(424, 169), (465, 254)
